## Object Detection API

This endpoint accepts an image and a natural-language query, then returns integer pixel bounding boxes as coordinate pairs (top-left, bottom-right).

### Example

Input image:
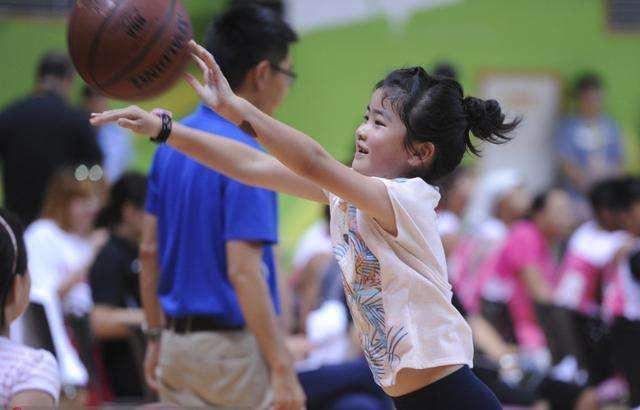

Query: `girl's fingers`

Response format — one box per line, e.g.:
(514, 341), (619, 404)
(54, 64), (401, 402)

(183, 72), (205, 95)
(116, 118), (141, 131)
(90, 107), (140, 125)
(191, 53), (209, 75)
(189, 40), (222, 77)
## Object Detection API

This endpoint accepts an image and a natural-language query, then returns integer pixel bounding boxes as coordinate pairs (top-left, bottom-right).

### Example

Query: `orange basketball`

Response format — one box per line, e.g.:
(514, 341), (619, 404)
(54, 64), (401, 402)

(67, 0), (193, 101)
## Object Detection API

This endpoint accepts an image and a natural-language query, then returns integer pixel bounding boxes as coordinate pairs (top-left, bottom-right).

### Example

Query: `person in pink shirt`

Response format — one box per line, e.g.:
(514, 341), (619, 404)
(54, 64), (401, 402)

(603, 176), (640, 408)
(554, 178), (630, 386)
(494, 189), (574, 355)
(450, 169), (530, 314)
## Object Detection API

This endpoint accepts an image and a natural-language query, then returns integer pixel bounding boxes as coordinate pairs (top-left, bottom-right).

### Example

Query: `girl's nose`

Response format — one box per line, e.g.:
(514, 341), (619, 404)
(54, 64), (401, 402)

(356, 126), (367, 141)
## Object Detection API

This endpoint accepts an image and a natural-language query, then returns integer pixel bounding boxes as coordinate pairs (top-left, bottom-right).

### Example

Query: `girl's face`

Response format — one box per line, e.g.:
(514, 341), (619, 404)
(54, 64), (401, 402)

(352, 88), (413, 178)
(68, 195), (101, 236)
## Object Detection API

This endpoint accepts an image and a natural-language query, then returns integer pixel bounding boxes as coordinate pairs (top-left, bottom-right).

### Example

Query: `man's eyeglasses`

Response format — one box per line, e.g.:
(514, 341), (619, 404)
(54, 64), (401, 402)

(270, 63), (297, 85)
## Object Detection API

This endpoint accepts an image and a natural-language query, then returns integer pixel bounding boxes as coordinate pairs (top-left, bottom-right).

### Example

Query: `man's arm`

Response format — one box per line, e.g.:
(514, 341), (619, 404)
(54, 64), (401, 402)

(91, 306), (145, 339)
(139, 212), (164, 391)
(226, 240), (305, 410)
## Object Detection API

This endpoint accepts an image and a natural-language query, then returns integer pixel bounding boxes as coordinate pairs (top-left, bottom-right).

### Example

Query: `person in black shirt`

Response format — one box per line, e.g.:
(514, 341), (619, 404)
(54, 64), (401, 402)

(89, 172), (147, 401)
(0, 51), (103, 225)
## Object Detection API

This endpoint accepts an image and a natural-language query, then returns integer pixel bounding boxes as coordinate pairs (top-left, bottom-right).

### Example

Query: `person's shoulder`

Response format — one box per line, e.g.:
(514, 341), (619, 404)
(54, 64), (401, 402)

(478, 218), (508, 242)
(385, 177), (440, 207)
(25, 347), (58, 375)
(0, 338), (57, 373)
(556, 116), (579, 134)
(24, 219), (60, 240)
(15, 345), (60, 403)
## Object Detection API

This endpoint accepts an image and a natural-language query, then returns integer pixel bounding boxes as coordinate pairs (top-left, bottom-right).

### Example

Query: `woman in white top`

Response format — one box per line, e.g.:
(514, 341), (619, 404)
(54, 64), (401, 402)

(23, 167), (105, 388)
(91, 41), (521, 409)
(0, 209), (60, 407)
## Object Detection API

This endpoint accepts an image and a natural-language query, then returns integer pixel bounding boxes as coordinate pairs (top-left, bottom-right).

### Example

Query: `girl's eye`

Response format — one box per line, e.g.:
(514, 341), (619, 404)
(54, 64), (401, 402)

(363, 115), (369, 121)
(375, 120), (385, 127)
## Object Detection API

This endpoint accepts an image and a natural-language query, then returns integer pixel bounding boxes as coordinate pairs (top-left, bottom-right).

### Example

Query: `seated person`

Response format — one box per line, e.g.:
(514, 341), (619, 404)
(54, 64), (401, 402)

(89, 173), (147, 401)
(0, 209), (60, 407)
(554, 178), (630, 385)
(23, 167), (105, 390)
(603, 176), (640, 409)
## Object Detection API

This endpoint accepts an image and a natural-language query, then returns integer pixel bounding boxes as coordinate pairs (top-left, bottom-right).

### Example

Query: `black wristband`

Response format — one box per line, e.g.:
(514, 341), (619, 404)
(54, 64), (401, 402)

(150, 113), (172, 144)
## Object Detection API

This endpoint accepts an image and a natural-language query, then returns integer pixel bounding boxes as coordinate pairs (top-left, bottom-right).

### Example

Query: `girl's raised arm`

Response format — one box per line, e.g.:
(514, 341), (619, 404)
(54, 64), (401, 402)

(90, 107), (327, 203)
(187, 41), (397, 235)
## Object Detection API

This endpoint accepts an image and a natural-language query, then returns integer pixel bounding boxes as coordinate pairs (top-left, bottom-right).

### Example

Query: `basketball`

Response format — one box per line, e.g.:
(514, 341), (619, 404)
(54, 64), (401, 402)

(67, 0), (193, 101)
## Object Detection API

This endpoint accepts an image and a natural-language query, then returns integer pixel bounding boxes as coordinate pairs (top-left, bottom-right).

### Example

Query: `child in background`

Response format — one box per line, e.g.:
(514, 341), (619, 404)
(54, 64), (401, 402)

(91, 40), (520, 409)
(603, 176), (640, 409)
(492, 189), (574, 365)
(0, 209), (60, 407)
(554, 178), (630, 386)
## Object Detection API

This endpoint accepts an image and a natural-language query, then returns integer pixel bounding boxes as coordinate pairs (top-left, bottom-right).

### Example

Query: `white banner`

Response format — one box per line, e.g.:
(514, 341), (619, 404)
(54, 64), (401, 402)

(477, 72), (562, 193)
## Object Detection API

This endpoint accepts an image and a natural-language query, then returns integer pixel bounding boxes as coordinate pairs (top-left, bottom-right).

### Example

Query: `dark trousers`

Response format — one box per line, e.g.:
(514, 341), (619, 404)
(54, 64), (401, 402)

(392, 366), (502, 410)
(611, 317), (640, 407)
(298, 357), (392, 410)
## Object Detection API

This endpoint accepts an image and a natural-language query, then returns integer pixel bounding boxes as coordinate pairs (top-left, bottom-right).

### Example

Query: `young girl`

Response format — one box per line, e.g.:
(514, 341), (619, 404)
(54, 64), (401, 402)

(0, 210), (60, 407)
(91, 40), (519, 409)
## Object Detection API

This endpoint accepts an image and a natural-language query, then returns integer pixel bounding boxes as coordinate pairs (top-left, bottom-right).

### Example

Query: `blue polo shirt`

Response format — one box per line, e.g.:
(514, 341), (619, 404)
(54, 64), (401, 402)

(145, 104), (279, 326)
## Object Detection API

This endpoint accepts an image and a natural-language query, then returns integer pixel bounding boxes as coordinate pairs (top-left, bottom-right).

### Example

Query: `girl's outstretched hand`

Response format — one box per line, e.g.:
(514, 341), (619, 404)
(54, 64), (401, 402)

(90, 105), (162, 136)
(185, 40), (244, 123)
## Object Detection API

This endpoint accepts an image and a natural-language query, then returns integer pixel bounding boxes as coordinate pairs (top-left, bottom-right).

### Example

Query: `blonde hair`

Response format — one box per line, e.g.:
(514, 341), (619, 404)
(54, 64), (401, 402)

(41, 167), (104, 232)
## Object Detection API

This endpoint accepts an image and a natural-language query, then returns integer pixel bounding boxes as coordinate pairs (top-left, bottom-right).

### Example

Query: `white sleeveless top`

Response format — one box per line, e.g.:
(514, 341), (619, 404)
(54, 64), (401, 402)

(327, 177), (473, 387)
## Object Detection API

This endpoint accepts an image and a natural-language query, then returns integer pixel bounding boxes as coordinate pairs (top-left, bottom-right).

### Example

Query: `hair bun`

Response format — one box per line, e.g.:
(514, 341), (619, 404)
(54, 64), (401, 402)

(463, 97), (498, 131)
(462, 97), (517, 148)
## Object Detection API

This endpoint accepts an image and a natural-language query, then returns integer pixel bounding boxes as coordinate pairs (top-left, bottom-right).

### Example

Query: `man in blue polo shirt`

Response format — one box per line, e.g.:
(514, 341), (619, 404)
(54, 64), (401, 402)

(138, 5), (304, 408)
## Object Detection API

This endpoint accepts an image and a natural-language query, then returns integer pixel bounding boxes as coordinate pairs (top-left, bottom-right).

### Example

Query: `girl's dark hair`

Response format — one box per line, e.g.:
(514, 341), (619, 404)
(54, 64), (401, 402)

(96, 172), (147, 229)
(0, 210), (27, 328)
(375, 67), (520, 182)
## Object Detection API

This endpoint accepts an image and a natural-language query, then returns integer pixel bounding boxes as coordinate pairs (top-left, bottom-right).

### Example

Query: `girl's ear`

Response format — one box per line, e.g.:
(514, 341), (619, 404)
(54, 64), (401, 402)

(408, 141), (435, 168)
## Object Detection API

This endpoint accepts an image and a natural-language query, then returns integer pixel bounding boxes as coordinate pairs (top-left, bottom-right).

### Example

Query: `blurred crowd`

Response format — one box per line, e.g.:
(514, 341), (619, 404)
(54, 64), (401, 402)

(0, 3), (639, 410)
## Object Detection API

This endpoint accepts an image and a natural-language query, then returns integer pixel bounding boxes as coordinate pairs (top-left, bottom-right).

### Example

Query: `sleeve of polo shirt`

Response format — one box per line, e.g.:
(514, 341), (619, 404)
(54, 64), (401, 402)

(144, 150), (161, 216)
(223, 177), (278, 244)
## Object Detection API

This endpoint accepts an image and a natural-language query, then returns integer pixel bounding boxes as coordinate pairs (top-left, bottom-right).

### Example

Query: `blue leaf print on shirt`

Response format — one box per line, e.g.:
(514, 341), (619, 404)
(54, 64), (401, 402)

(334, 203), (408, 384)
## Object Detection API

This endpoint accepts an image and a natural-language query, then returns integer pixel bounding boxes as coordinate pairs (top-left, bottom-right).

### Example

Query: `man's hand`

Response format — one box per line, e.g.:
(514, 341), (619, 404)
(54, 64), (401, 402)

(286, 335), (313, 362)
(270, 365), (306, 410)
(144, 339), (161, 391)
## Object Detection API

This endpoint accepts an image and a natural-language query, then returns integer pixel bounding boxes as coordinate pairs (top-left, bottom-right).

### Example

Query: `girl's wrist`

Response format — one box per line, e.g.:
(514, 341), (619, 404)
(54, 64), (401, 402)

(230, 96), (249, 125)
